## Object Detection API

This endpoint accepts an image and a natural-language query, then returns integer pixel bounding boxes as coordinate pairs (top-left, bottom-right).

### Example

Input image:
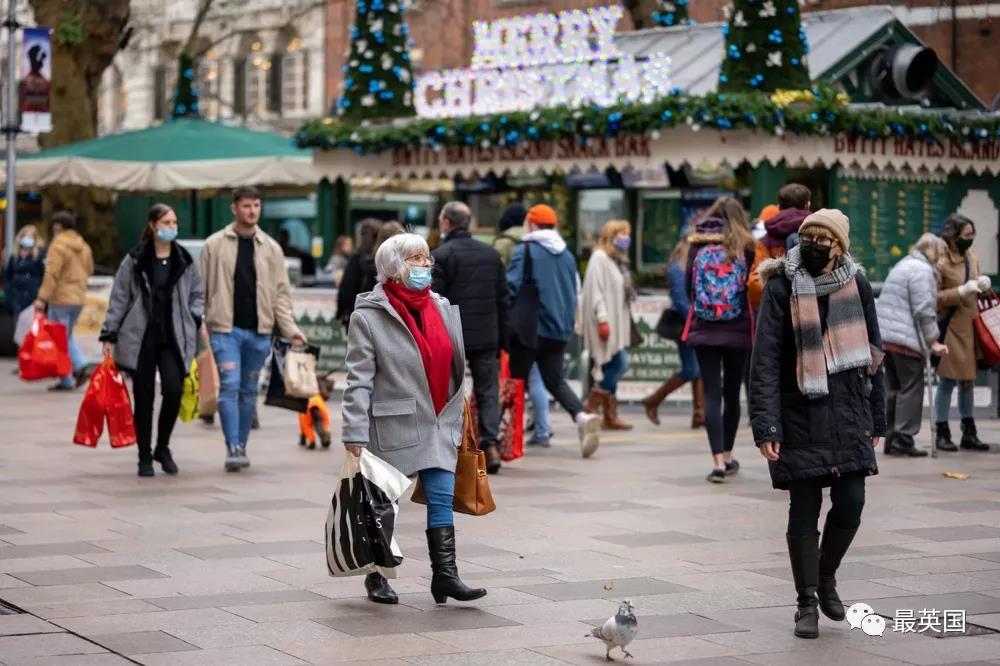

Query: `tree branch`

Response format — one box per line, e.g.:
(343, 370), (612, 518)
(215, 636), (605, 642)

(182, 0), (217, 56)
(195, 0), (325, 57)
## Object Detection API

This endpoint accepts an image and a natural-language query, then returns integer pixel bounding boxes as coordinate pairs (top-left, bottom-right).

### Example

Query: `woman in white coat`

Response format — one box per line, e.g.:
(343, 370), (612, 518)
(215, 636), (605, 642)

(580, 220), (636, 430)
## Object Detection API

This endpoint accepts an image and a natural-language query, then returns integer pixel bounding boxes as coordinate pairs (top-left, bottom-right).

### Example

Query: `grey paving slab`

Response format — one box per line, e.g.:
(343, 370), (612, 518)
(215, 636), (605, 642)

(0, 543), (108, 560)
(0, 615), (65, 636)
(176, 540), (322, 560)
(90, 630), (199, 654)
(0, 633), (107, 658)
(0, 525), (24, 535)
(26, 599), (164, 619)
(591, 531), (716, 547)
(533, 635), (744, 664)
(544, 500), (661, 513)
(0, 502), (105, 514)
(581, 612), (746, 639)
(11, 565), (167, 586)
(752, 561), (912, 582)
(146, 589), (326, 611)
(402, 648), (570, 665)
(134, 645), (307, 665)
(868, 592), (1000, 616)
(4, 655), (135, 666)
(971, 551), (1000, 564)
(184, 499), (321, 513)
(0, 583), (130, 606)
(922, 500), (1000, 513)
(512, 577), (696, 601)
(318, 607), (520, 636)
(891, 525), (1000, 542)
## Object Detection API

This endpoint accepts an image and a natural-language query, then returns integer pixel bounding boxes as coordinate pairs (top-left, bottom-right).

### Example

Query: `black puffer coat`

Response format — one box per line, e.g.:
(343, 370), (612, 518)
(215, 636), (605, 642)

(432, 228), (508, 352)
(749, 260), (886, 490)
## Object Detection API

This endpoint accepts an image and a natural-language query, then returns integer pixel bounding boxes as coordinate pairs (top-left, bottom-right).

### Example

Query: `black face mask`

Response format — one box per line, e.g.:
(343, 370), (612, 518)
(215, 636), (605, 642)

(800, 241), (832, 276)
(956, 238), (974, 254)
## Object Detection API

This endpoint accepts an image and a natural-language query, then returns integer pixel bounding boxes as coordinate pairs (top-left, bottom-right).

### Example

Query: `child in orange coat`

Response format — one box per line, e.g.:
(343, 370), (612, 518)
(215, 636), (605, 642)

(299, 374), (334, 450)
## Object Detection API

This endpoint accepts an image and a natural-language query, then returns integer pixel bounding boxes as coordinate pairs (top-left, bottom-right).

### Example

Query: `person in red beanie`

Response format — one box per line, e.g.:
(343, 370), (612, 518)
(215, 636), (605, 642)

(506, 204), (601, 458)
(747, 184), (813, 313)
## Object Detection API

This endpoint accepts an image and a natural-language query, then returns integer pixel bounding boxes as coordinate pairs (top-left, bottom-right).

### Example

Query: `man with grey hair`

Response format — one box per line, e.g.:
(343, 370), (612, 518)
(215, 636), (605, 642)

(432, 201), (508, 474)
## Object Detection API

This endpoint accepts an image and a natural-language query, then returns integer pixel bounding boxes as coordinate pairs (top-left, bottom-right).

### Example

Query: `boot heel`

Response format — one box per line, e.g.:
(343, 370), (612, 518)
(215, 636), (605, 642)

(432, 591), (447, 604)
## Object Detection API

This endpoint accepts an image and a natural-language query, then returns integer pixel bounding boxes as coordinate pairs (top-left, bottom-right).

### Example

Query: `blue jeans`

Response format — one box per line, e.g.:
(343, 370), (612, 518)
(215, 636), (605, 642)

(677, 342), (700, 382)
(527, 363), (550, 439)
(47, 305), (86, 387)
(935, 378), (974, 422)
(210, 328), (271, 447)
(418, 468), (455, 529)
(598, 350), (629, 394)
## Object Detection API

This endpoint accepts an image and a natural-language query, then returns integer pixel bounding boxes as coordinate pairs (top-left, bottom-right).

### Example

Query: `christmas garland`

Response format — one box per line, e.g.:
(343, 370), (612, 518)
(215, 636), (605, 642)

(296, 87), (1000, 154)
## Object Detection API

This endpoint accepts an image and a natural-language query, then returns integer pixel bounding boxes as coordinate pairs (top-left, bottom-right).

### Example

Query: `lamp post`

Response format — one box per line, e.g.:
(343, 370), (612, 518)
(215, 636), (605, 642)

(3, 0), (18, 261)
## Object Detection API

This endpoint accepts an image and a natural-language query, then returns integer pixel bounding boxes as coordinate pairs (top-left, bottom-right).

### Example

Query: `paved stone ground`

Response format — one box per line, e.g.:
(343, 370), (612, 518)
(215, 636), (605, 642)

(3, 360), (1000, 665)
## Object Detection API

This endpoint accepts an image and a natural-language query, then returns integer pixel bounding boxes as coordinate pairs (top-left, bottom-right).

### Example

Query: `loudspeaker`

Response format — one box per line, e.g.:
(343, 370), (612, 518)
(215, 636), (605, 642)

(868, 44), (938, 102)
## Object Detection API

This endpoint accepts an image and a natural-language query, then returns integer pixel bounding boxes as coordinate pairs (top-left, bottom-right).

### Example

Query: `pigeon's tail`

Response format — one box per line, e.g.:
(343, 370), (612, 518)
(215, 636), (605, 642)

(589, 627), (605, 640)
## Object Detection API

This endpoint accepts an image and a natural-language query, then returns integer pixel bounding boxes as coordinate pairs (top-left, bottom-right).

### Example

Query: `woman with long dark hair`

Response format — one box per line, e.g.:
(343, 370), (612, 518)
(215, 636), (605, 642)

(100, 204), (205, 476)
(685, 197), (755, 482)
(336, 218), (382, 329)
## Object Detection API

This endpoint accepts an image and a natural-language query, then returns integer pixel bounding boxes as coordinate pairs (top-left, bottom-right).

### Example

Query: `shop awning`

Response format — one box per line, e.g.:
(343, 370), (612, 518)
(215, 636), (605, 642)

(6, 118), (317, 191)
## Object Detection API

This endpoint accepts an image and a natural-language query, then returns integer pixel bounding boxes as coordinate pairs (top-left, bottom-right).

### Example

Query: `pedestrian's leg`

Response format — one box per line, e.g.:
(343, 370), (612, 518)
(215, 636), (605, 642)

(527, 363), (551, 444)
(237, 332), (273, 458)
(507, 336), (535, 380)
(47, 305), (83, 387)
(535, 339), (584, 419)
(934, 377), (958, 450)
(420, 467), (486, 604)
(152, 348), (184, 474)
(787, 480), (822, 638)
(958, 380), (992, 450)
(599, 350), (631, 430)
(419, 468), (456, 529)
(694, 346), (726, 475)
(720, 348), (745, 462)
(893, 355), (928, 455)
(469, 350), (500, 449)
(210, 332), (243, 469)
(64, 306), (87, 375)
(884, 352), (903, 444)
(131, 339), (157, 477)
(817, 474), (865, 620)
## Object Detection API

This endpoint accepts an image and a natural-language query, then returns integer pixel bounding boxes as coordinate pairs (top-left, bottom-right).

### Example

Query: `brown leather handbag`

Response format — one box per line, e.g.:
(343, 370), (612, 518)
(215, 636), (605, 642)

(411, 400), (496, 516)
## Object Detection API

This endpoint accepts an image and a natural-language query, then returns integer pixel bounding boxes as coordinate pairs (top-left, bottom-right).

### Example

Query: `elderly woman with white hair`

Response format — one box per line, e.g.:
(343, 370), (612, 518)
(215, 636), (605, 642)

(876, 233), (950, 457)
(341, 233), (487, 607)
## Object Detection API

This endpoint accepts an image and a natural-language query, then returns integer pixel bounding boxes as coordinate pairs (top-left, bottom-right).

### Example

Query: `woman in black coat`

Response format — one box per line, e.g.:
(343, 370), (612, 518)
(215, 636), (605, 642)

(750, 209), (885, 640)
(336, 218), (382, 329)
(4, 225), (46, 317)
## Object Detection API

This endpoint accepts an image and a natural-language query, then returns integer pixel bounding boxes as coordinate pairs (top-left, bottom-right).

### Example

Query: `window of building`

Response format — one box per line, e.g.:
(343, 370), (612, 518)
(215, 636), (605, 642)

(198, 58), (220, 120)
(281, 42), (309, 115)
(245, 52), (271, 117)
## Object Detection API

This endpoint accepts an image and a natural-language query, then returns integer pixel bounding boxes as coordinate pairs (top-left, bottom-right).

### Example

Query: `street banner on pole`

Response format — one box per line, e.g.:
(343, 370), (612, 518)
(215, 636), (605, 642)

(19, 26), (51, 134)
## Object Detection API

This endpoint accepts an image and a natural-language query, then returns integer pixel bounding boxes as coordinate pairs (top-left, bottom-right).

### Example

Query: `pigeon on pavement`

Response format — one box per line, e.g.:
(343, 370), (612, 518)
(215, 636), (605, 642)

(590, 599), (638, 661)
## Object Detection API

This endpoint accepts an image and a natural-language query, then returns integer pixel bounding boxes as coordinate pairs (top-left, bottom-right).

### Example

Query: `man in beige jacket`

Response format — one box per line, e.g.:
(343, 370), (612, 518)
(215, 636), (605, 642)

(200, 186), (306, 472)
(34, 211), (94, 391)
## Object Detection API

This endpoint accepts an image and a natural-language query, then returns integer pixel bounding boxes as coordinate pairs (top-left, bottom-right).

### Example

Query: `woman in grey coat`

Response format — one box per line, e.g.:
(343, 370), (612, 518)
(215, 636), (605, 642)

(342, 233), (487, 606)
(875, 233), (949, 457)
(100, 204), (205, 477)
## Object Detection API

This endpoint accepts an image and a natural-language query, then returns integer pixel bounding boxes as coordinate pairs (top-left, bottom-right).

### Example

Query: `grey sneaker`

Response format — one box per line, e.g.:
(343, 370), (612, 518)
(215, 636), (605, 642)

(237, 444), (250, 468)
(225, 445), (241, 472)
(577, 413), (600, 459)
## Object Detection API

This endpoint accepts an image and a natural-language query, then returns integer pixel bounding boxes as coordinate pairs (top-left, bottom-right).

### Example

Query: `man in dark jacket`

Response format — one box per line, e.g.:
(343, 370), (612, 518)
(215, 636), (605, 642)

(432, 201), (508, 474)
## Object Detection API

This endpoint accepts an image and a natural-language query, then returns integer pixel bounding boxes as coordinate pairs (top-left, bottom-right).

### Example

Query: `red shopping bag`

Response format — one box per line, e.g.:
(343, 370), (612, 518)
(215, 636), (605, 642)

(498, 352), (524, 462)
(976, 291), (1000, 367)
(18, 315), (71, 380)
(73, 359), (109, 447)
(104, 361), (137, 447)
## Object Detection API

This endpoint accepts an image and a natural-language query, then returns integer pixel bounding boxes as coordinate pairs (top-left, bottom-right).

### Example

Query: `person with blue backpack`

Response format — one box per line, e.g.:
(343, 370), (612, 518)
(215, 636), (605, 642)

(684, 198), (756, 483)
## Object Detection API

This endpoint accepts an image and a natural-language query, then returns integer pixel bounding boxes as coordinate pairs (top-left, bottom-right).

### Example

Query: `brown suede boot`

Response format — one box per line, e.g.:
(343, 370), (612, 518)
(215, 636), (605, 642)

(691, 378), (705, 429)
(585, 387), (609, 415)
(642, 375), (685, 426)
(602, 394), (633, 430)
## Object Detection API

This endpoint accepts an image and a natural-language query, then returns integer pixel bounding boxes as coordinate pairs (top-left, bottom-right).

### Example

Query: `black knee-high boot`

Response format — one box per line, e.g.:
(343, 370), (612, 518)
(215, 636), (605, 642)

(817, 519), (858, 621)
(787, 533), (820, 639)
(426, 527), (487, 604)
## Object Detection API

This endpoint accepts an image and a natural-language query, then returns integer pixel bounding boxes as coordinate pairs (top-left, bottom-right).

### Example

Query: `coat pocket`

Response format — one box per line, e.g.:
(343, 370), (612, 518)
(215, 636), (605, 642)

(371, 398), (420, 451)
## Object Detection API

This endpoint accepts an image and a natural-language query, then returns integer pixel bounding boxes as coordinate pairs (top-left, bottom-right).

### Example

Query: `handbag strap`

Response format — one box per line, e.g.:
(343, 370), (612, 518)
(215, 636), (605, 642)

(521, 241), (535, 284)
(458, 399), (480, 454)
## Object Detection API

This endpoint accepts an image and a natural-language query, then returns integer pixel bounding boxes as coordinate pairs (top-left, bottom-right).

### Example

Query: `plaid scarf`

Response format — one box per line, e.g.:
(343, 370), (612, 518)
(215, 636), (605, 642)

(784, 247), (873, 398)
(610, 250), (637, 304)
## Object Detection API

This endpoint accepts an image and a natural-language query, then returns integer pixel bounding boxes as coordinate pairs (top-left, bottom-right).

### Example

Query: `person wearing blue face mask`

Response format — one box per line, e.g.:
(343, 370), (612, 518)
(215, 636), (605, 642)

(99, 204), (205, 477)
(342, 233), (487, 607)
(4, 225), (46, 321)
(580, 220), (637, 430)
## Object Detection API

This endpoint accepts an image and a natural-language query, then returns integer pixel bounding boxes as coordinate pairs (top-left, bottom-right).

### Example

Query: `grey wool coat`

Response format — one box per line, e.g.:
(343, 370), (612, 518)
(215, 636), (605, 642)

(341, 282), (467, 477)
(876, 251), (939, 356)
(99, 242), (205, 373)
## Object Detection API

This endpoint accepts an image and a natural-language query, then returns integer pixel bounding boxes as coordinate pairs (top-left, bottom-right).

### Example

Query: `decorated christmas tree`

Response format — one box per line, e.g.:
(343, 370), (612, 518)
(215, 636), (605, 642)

(171, 52), (200, 118)
(339, 0), (415, 121)
(653, 0), (689, 27)
(718, 0), (810, 93)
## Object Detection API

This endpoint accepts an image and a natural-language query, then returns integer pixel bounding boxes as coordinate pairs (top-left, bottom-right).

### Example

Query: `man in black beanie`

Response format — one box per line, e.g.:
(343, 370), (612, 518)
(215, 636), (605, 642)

(493, 202), (527, 267)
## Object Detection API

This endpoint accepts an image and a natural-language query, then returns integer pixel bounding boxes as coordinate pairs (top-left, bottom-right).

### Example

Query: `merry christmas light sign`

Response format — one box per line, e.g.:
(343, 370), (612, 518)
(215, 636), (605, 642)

(415, 5), (672, 119)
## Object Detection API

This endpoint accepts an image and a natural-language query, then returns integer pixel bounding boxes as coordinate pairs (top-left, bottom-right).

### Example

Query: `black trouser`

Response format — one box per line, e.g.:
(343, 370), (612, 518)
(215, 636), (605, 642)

(885, 351), (925, 438)
(787, 474), (866, 537)
(467, 348), (500, 449)
(133, 338), (185, 461)
(509, 335), (584, 420)
(694, 346), (745, 455)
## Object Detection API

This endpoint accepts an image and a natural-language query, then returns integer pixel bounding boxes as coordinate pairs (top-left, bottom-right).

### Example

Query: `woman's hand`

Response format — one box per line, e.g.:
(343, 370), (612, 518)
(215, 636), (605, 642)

(931, 341), (949, 357)
(872, 436), (881, 449)
(345, 445), (363, 458)
(597, 321), (611, 342)
(102, 342), (114, 358)
(759, 441), (780, 461)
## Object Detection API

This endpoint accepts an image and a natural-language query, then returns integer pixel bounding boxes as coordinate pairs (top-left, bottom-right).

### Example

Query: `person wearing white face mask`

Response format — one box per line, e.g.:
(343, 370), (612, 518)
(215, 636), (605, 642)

(99, 204), (205, 477)
(580, 220), (637, 430)
(4, 225), (46, 321)
(342, 233), (487, 607)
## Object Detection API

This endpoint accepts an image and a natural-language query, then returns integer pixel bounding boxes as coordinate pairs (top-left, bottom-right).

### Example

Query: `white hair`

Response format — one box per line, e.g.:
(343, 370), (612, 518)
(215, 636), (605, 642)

(375, 233), (429, 284)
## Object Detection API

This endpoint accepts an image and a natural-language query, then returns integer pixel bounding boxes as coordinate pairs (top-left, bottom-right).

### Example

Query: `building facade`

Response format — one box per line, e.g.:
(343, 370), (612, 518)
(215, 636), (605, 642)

(98, 0), (327, 135)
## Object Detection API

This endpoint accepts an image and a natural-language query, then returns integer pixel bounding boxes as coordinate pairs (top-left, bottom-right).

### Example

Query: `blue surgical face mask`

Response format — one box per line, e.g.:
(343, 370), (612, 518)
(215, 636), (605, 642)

(156, 227), (178, 243)
(19, 236), (35, 249)
(613, 236), (631, 252)
(404, 266), (432, 291)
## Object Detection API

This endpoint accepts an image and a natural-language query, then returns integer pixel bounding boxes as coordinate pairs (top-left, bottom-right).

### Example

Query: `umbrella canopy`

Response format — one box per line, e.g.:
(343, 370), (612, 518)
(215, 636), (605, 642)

(9, 118), (317, 191)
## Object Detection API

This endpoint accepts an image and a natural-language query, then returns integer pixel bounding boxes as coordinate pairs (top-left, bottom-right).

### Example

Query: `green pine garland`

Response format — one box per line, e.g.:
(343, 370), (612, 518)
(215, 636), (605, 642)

(719, 0), (810, 93)
(171, 52), (200, 118)
(339, 0), (416, 121)
(297, 86), (1000, 154)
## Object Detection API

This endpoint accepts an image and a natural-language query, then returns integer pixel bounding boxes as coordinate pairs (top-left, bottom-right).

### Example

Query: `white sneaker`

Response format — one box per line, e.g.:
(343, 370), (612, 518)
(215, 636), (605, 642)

(576, 413), (600, 459)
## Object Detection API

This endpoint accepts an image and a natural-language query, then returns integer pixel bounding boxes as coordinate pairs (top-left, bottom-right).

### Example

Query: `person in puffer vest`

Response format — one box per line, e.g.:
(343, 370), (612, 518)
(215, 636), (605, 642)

(750, 209), (885, 641)
(684, 197), (755, 484)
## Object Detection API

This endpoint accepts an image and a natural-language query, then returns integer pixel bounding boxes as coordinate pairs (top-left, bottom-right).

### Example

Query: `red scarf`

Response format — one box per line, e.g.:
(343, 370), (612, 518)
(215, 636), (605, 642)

(383, 281), (454, 414)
